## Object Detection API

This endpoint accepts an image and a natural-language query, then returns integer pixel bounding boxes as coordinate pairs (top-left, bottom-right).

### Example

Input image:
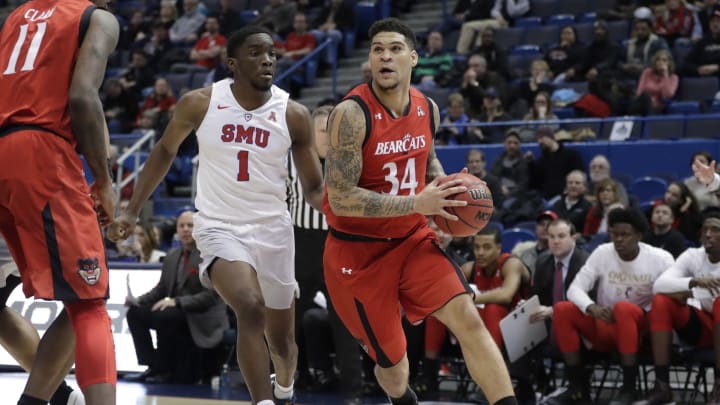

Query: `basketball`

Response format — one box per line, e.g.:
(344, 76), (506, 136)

(432, 173), (494, 237)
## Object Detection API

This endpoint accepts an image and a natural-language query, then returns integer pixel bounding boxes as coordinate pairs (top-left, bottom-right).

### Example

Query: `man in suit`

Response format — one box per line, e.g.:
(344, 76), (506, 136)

(513, 218), (590, 403)
(125, 210), (228, 383)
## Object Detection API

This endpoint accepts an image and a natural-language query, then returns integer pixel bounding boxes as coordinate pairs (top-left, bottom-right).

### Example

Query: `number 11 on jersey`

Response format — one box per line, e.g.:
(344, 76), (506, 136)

(4, 22), (47, 75)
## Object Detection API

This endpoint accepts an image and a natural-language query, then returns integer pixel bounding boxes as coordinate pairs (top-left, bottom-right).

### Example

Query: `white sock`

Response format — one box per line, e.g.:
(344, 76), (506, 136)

(257, 400), (275, 405)
(274, 380), (294, 399)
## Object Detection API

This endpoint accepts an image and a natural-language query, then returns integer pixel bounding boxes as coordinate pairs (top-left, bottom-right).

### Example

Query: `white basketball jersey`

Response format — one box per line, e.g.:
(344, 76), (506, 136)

(194, 79), (292, 224)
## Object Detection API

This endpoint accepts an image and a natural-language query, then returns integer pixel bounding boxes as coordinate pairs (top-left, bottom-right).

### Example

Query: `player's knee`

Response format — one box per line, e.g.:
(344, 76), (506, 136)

(268, 332), (296, 359)
(552, 301), (576, 320)
(231, 292), (266, 329)
(613, 301), (641, 320)
(65, 299), (116, 388)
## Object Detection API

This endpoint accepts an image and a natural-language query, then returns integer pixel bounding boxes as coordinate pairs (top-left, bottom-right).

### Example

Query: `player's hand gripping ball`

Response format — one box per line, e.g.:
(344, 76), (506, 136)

(433, 173), (494, 237)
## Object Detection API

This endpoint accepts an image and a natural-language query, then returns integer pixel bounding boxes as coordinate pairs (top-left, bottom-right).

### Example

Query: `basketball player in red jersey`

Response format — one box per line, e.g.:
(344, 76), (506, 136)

(107, 25), (323, 405)
(323, 18), (518, 405)
(0, 0), (119, 403)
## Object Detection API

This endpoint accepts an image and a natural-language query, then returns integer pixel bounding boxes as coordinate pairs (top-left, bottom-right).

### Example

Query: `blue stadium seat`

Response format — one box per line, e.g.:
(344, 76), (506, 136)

(165, 72), (192, 95)
(712, 100), (720, 113)
(607, 20), (630, 43)
(554, 107), (576, 119)
(501, 228), (537, 253)
(580, 12), (597, 23)
(528, 0), (561, 18)
(644, 115), (685, 140)
(486, 221), (505, 234)
(424, 87), (452, 111)
(515, 17), (543, 27)
(354, 2), (378, 40)
(239, 10), (258, 25)
(666, 101), (701, 115)
(629, 176), (668, 204)
(494, 27), (526, 50)
(190, 72), (207, 89)
(513, 221), (537, 231)
(678, 77), (720, 101)
(522, 25), (561, 48)
(511, 44), (542, 55)
(686, 116), (720, 139)
(546, 14), (575, 26)
(574, 22), (595, 44)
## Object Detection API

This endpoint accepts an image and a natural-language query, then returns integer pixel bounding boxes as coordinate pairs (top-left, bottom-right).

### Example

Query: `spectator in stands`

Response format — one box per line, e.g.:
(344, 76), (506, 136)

(517, 218), (589, 402)
(436, 93), (484, 145)
(169, 0), (206, 44)
(467, 149), (504, 219)
(311, 0), (355, 71)
(685, 151), (720, 210)
(412, 30), (454, 91)
(120, 10), (150, 50)
(634, 48), (679, 112)
(581, 20), (622, 82)
(159, 1), (178, 29)
(662, 180), (703, 242)
(459, 54), (508, 117)
(526, 126), (585, 200)
(254, 0), (298, 38)
(475, 87), (512, 143)
(137, 77), (177, 126)
(515, 210), (557, 275)
(655, 0), (697, 46)
(190, 16), (227, 70)
(520, 92), (559, 141)
(218, 0), (242, 37)
(621, 16), (670, 80)
(455, 0), (531, 54)
(470, 27), (510, 79)
(645, 200), (688, 257)
(552, 170), (593, 233)
(125, 211), (229, 384)
(119, 50), (157, 97)
(514, 59), (556, 110)
(103, 78), (139, 133)
(489, 129), (528, 199)
(684, 4), (720, 76)
(588, 154), (630, 206)
(117, 223), (167, 263)
(275, 12), (316, 95)
(548, 208), (674, 405)
(697, 0), (720, 36)
(546, 26), (586, 84)
(138, 20), (175, 73)
(642, 211), (720, 404)
(583, 178), (626, 237)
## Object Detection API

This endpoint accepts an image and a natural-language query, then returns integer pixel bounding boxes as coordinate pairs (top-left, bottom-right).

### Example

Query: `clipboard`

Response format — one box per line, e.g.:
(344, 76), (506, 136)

(499, 295), (548, 362)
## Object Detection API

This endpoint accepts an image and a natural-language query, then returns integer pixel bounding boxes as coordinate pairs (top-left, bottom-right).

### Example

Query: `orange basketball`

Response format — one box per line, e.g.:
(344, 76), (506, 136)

(432, 173), (494, 237)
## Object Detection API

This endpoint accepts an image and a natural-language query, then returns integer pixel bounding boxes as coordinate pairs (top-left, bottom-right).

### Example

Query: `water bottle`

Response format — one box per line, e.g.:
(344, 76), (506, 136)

(220, 364), (230, 389)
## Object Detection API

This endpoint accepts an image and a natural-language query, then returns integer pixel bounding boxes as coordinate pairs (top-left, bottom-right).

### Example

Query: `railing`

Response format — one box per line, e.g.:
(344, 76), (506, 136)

(274, 39), (338, 97)
(114, 130), (155, 204)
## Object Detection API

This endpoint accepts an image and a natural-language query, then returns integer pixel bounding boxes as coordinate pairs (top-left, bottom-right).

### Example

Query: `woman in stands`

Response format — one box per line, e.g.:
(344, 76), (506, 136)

(583, 178), (625, 237)
(662, 180), (702, 243)
(117, 223), (166, 263)
(546, 26), (586, 84)
(635, 49), (679, 114)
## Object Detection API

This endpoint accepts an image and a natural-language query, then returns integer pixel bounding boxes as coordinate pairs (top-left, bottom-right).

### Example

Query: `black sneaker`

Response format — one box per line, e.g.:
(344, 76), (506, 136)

(545, 387), (592, 405)
(637, 380), (674, 405)
(610, 385), (638, 405)
(270, 373), (296, 405)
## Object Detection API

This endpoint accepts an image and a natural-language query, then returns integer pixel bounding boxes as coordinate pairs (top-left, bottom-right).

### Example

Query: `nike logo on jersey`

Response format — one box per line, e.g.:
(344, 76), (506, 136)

(218, 105), (231, 110)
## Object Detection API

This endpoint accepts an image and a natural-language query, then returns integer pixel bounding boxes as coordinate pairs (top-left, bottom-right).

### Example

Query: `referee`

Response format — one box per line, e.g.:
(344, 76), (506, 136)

(288, 106), (362, 404)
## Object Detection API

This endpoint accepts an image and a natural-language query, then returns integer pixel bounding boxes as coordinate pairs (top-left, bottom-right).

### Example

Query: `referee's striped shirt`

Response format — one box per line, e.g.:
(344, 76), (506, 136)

(287, 153), (328, 231)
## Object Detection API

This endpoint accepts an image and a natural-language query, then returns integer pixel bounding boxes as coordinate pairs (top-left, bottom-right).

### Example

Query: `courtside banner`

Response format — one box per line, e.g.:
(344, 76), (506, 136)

(0, 265), (161, 372)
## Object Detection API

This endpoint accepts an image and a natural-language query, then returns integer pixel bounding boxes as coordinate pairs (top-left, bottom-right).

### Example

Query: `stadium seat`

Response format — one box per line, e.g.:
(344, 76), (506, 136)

(515, 17), (543, 27)
(546, 14), (575, 26)
(574, 22), (595, 44)
(486, 221), (505, 233)
(686, 116), (720, 139)
(528, 0), (561, 18)
(643, 115), (685, 140)
(354, 2), (378, 40)
(579, 12), (597, 23)
(606, 20), (630, 43)
(629, 176), (668, 204)
(510, 44), (542, 55)
(522, 25), (561, 48)
(678, 77), (719, 101)
(424, 87), (452, 111)
(666, 101), (701, 115)
(513, 221), (537, 231)
(190, 72), (208, 90)
(165, 72), (192, 96)
(239, 10), (258, 25)
(553, 107), (576, 119)
(501, 228), (537, 253)
(494, 27), (526, 50)
(712, 100), (720, 113)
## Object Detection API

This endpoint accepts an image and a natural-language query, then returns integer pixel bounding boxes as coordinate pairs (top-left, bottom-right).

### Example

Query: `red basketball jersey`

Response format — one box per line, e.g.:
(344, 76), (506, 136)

(0, 0), (95, 144)
(471, 253), (526, 306)
(323, 83), (435, 239)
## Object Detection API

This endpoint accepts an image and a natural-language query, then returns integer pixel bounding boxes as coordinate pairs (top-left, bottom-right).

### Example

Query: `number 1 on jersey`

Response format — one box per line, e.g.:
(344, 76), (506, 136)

(4, 22), (47, 75)
(237, 150), (249, 181)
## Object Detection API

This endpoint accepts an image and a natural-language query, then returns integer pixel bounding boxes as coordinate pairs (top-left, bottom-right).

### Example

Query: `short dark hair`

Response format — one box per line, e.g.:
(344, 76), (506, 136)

(368, 18), (417, 50)
(477, 226), (501, 244)
(691, 150), (713, 166)
(227, 25), (274, 59)
(549, 218), (576, 235)
(608, 208), (649, 234)
(703, 208), (720, 223)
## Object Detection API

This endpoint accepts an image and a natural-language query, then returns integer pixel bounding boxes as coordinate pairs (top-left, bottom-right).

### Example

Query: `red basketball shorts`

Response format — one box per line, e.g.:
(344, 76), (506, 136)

(0, 130), (108, 301)
(324, 225), (471, 367)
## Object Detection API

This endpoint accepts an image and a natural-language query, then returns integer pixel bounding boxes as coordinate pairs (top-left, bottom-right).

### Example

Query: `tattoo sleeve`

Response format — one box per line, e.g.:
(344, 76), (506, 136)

(426, 145), (445, 182)
(325, 101), (416, 217)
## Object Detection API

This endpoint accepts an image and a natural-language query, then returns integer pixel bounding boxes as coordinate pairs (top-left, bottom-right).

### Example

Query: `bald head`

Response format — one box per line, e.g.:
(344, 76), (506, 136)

(176, 211), (195, 248)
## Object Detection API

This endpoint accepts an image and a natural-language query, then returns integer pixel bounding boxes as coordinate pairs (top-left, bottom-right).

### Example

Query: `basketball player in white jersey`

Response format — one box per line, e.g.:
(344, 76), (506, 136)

(107, 25), (324, 405)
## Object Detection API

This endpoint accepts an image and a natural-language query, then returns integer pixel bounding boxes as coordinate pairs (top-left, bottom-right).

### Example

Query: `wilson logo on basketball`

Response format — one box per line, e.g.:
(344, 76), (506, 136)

(468, 188), (491, 200)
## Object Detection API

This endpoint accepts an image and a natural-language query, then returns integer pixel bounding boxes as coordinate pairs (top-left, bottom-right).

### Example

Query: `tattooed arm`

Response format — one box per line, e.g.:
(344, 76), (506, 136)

(426, 98), (445, 182)
(325, 99), (467, 219)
